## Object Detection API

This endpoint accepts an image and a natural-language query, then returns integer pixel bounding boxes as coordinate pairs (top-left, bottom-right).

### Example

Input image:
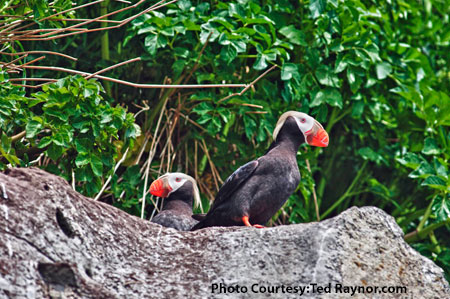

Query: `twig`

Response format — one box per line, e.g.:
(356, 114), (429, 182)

(20, 65), (247, 89)
(1, 54), (28, 68)
(217, 64), (278, 104)
(182, 32), (212, 84)
(241, 103), (264, 109)
(86, 57), (141, 79)
(194, 139), (198, 182)
(404, 218), (450, 243)
(245, 111), (268, 114)
(11, 130), (26, 142)
(19, 55), (46, 68)
(305, 157), (320, 222)
(320, 160), (368, 220)
(4, 1), (104, 36)
(94, 147), (129, 201)
(40, 0), (105, 23)
(8, 0), (105, 37)
(71, 170), (76, 190)
(15, 0), (175, 41)
(200, 139), (221, 191)
(8, 78), (57, 82)
(0, 50), (77, 61)
(169, 108), (207, 132)
(140, 95), (170, 218)
(2, 0), (172, 42)
(47, 18), (122, 24)
(198, 179), (215, 203)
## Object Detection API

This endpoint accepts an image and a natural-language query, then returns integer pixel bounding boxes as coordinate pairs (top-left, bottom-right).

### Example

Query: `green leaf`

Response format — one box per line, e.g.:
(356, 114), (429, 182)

(177, 0), (192, 11)
(351, 101), (364, 118)
(422, 137), (440, 155)
(279, 25), (306, 46)
(376, 62), (392, 80)
(335, 54), (347, 73)
(433, 157), (448, 179)
(421, 176), (447, 191)
(358, 147), (384, 164)
(365, 44), (381, 62)
(75, 153), (90, 167)
(432, 196), (450, 222)
(37, 136), (52, 148)
(0, 133), (11, 152)
(309, 0), (327, 19)
(45, 109), (69, 122)
(25, 120), (42, 138)
(281, 63), (299, 81)
(311, 87), (342, 108)
(90, 155), (103, 177)
(144, 34), (158, 55)
(46, 143), (64, 161)
(324, 88), (343, 108)
(409, 161), (435, 179)
(243, 115), (257, 139)
(396, 153), (423, 169)
(315, 66), (340, 87)
(220, 45), (237, 64)
(253, 53), (268, 70)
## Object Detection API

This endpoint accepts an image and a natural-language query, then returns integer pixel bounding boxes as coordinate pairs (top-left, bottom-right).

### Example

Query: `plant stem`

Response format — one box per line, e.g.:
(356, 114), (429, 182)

(404, 218), (450, 243)
(100, 0), (111, 95)
(429, 231), (442, 254)
(417, 197), (434, 231)
(320, 160), (368, 220)
(11, 130), (26, 142)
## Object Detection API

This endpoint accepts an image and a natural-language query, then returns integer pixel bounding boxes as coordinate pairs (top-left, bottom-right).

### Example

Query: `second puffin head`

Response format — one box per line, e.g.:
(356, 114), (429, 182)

(272, 111), (329, 147)
(149, 172), (201, 208)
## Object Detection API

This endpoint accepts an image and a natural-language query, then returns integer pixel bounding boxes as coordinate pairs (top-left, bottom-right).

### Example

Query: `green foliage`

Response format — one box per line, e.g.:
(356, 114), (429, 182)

(0, 74), (138, 196)
(1, 0), (449, 280)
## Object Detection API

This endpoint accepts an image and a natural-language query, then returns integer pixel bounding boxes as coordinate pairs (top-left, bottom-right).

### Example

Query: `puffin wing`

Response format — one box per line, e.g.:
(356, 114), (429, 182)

(210, 160), (259, 211)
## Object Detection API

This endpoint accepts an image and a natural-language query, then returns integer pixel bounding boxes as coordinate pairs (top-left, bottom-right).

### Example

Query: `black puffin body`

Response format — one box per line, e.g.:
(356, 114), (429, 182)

(149, 173), (200, 231)
(191, 112), (329, 230)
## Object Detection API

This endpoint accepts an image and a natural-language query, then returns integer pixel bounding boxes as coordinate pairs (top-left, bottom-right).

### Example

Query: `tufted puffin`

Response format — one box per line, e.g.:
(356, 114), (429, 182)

(191, 111), (328, 230)
(149, 173), (201, 231)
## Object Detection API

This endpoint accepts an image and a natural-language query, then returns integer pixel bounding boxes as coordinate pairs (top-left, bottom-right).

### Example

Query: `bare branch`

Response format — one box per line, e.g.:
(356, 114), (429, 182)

(3, 51), (78, 61)
(182, 32), (213, 85)
(1, 53), (28, 68)
(85, 57), (141, 79)
(8, 78), (57, 82)
(217, 65), (278, 104)
(19, 65), (247, 89)
(94, 147), (130, 201)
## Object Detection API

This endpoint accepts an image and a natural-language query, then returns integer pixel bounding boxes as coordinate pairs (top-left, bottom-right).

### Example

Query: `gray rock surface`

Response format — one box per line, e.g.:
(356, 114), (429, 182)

(0, 167), (448, 298)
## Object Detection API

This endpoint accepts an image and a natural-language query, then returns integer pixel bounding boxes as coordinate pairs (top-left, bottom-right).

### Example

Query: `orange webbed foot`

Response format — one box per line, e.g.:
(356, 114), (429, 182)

(242, 216), (265, 228)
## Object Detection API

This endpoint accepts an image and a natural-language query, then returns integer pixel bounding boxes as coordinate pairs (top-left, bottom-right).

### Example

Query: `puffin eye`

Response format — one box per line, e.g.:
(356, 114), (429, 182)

(300, 118), (306, 123)
(175, 178), (181, 182)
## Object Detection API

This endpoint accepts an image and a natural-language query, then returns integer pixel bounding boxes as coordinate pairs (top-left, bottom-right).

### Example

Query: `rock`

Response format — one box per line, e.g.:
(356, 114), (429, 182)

(0, 167), (448, 298)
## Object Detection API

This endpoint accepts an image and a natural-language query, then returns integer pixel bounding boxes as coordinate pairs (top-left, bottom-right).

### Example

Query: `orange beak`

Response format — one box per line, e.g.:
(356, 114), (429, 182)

(306, 122), (329, 147)
(149, 179), (172, 198)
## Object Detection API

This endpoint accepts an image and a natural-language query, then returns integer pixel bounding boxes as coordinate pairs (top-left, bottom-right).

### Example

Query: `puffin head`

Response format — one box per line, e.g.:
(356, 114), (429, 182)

(272, 111), (329, 147)
(149, 172), (201, 208)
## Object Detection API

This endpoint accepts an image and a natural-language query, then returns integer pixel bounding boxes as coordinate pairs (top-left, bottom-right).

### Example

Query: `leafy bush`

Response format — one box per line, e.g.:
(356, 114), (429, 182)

(0, 74), (138, 196)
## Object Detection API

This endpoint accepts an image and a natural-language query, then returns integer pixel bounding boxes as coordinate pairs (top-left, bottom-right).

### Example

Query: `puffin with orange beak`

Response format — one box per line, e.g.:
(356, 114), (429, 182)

(191, 111), (328, 230)
(149, 173), (201, 231)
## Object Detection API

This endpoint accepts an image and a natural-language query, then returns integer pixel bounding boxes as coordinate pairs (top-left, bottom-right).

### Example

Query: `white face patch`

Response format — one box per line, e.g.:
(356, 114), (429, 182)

(166, 174), (188, 194)
(293, 115), (314, 136)
(272, 111), (315, 140)
(157, 172), (202, 209)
